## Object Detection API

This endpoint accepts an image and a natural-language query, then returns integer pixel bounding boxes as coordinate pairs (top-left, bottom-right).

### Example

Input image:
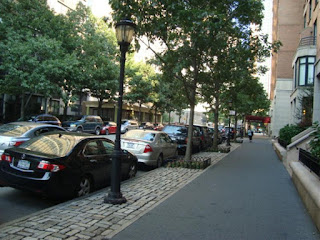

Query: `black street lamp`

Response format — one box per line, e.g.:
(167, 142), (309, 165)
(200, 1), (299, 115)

(104, 19), (136, 205)
(226, 100), (232, 146)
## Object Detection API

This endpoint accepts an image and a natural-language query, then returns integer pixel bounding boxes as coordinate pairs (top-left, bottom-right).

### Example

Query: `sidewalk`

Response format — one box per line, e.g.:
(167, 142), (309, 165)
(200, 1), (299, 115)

(0, 144), (236, 240)
(1, 138), (319, 240)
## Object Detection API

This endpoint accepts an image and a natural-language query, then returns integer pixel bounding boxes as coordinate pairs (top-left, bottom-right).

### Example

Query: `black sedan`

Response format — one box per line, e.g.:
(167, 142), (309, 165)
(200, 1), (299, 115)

(0, 132), (138, 199)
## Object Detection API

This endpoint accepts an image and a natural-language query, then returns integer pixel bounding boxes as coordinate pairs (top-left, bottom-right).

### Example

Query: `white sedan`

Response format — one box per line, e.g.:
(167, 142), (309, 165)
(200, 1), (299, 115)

(121, 129), (178, 168)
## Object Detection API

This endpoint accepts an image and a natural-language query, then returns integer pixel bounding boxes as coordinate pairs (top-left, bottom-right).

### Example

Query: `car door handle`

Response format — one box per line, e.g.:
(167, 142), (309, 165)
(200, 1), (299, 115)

(90, 159), (98, 163)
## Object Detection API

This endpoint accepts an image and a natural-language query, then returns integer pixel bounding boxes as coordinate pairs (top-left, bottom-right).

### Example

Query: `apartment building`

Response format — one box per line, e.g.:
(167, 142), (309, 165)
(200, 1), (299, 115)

(271, 0), (320, 137)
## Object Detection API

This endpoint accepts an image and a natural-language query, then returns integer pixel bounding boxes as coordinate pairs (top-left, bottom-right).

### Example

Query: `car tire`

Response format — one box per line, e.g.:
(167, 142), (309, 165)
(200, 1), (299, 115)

(156, 154), (163, 168)
(127, 162), (137, 179)
(76, 127), (83, 133)
(95, 128), (100, 135)
(105, 129), (109, 135)
(76, 176), (92, 197)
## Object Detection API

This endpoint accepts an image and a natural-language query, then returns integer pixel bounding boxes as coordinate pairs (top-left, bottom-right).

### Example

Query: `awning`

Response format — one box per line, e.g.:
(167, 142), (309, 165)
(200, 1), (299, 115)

(245, 115), (271, 123)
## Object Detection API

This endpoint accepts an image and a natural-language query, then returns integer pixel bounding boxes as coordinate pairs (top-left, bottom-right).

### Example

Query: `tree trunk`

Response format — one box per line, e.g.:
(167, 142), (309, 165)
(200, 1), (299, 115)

(97, 98), (103, 117)
(234, 112), (238, 141)
(168, 111), (171, 124)
(185, 101), (195, 161)
(63, 101), (68, 121)
(20, 94), (25, 119)
(213, 95), (220, 148)
(139, 101), (142, 123)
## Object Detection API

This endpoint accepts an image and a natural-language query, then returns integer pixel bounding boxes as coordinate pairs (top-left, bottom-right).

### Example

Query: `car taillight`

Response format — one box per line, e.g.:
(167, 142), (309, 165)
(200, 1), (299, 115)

(13, 141), (25, 147)
(143, 144), (153, 153)
(37, 161), (66, 172)
(1, 154), (12, 163)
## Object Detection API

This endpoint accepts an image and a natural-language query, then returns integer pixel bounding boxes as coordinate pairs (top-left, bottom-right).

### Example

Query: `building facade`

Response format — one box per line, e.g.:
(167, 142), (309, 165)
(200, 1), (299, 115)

(270, 0), (320, 137)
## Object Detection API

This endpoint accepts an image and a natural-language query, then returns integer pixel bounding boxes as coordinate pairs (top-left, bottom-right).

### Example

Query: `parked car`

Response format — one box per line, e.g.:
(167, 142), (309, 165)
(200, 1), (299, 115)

(0, 131), (138, 199)
(193, 125), (213, 150)
(224, 127), (235, 139)
(0, 122), (66, 155)
(162, 125), (201, 154)
(62, 115), (103, 135)
(139, 122), (154, 130)
(153, 123), (164, 131)
(208, 127), (223, 144)
(18, 114), (61, 126)
(121, 129), (177, 168)
(100, 121), (117, 135)
(120, 120), (139, 133)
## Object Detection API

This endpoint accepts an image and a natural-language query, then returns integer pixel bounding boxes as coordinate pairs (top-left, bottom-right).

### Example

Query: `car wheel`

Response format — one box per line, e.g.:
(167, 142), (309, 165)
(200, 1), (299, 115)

(105, 129), (109, 135)
(127, 162), (137, 179)
(77, 176), (92, 197)
(95, 128), (100, 135)
(174, 149), (179, 159)
(76, 127), (83, 133)
(156, 154), (163, 168)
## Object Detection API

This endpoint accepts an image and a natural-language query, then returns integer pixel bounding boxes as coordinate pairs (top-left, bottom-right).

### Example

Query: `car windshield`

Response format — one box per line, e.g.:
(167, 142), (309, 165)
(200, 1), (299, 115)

(163, 126), (187, 135)
(18, 133), (83, 157)
(124, 131), (156, 142)
(0, 123), (33, 136)
(121, 120), (128, 125)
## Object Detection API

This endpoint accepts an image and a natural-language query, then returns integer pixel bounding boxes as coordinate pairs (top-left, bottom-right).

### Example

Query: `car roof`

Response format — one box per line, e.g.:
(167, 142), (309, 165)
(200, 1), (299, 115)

(128, 129), (161, 134)
(7, 121), (62, 127)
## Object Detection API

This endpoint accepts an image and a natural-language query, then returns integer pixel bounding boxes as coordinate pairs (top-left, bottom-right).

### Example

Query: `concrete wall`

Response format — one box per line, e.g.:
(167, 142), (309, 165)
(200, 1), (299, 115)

(313, 61), (320, 122)
(270, 78), (293, 137)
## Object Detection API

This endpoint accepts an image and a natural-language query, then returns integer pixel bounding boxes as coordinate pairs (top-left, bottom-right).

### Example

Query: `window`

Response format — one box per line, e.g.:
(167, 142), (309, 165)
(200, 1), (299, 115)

(102, 140), (114, 154)
(304, 14), (307, 28)
(296, 56), (315, 86)
(314, 20), (317, 38)
(310, 0), (313, 21)
(84, 141), (100, 155)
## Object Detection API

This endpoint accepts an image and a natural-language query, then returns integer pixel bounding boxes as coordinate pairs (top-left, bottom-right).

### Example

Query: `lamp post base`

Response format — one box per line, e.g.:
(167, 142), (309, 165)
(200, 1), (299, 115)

(104, 191), (127, 204)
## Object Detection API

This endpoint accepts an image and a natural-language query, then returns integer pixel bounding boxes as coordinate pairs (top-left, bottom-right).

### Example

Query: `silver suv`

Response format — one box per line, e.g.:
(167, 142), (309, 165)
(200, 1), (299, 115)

(121, 120), (139, 133)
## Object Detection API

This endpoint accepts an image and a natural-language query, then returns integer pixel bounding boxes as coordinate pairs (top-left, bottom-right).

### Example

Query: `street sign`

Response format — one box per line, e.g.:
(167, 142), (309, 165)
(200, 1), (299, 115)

(229, 110), (236, 116)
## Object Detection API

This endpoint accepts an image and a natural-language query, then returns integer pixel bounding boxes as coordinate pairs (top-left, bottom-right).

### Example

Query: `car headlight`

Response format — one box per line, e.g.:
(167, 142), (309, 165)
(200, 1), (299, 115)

(70, 124), (76, 127)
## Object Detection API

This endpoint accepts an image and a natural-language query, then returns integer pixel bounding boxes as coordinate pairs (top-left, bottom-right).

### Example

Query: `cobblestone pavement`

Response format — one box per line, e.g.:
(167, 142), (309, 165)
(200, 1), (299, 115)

(0, 143), (241, 240)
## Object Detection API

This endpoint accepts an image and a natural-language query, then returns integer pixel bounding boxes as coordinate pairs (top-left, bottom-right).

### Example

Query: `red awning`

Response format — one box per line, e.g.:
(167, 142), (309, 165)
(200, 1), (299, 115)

(245, 115), (271, 123)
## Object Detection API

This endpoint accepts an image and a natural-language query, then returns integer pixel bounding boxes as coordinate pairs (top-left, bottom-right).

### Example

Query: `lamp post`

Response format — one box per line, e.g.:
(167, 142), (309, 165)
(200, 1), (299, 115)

(104, 19), (136, 205)
(226, 100), (232, 146)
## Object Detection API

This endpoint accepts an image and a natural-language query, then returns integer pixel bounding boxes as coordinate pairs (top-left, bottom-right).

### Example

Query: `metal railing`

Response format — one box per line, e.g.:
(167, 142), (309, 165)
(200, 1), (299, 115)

(299, 36), (316, 46)
(299, 148), (320, 177)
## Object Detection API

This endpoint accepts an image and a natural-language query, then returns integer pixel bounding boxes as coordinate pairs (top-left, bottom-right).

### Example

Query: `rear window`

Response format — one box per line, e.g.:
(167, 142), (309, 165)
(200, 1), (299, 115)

(0, 124), (33, 136)
(163, 126), (187, 134)
(18, 133), (83, 157)
(123, 131), (156, 141)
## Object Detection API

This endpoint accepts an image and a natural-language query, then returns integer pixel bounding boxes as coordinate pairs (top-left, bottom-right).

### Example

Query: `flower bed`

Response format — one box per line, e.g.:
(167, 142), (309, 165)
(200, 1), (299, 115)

(166, 156), (211, 169)
(204, 145), (231, 153)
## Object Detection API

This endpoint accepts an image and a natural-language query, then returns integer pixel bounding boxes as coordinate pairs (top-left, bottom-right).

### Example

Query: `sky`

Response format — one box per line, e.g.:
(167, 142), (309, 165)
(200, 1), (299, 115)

(89, 0), (274, 110)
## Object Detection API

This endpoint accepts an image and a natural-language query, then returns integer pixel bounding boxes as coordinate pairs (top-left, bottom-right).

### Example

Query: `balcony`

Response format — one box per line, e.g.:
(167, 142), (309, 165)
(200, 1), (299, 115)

(299, 36), (316, 46)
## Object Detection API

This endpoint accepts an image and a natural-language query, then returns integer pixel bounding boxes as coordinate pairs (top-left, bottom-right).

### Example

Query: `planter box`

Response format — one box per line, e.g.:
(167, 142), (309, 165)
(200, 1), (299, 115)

(166, 156), (211, 169)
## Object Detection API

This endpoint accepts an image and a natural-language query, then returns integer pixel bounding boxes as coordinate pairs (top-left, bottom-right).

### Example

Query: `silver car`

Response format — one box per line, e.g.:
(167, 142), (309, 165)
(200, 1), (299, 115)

(0, 122), (66, 155)
(121, 129), (178, 168)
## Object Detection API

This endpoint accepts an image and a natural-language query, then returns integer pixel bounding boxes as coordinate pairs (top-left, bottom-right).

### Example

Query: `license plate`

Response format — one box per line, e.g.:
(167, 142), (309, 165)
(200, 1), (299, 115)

(127, 143), (134, 148)
(17, 160), (30, 170)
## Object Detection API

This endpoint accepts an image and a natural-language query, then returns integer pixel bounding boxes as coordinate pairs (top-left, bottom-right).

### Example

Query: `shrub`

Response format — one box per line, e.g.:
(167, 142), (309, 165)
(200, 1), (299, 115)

(279, 124), (305, 145)
(310, 122), (320, 160)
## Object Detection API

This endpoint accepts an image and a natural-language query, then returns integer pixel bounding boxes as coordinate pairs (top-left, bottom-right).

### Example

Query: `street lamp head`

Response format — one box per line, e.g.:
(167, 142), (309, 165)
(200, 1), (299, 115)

(115, 19), (136, 45)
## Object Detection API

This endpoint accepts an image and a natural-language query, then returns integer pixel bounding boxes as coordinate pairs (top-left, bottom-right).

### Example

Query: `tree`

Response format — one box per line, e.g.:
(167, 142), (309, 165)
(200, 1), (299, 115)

(0, 0), (81, 119)
(125, 58), (155, 122)
(110, 0), (268, 160)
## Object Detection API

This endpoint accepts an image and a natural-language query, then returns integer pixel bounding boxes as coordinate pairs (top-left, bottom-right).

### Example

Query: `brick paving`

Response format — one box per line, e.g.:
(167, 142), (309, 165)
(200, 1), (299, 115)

(0, 144), (241, 240)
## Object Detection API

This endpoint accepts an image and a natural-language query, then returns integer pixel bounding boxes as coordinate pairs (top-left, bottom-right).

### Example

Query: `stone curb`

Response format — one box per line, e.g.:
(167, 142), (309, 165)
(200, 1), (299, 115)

(0, 143), (241, 240)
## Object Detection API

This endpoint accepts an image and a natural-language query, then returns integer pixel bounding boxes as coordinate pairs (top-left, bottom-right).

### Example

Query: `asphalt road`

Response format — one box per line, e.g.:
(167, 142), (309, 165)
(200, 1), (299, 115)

(0, 133), (149, 225)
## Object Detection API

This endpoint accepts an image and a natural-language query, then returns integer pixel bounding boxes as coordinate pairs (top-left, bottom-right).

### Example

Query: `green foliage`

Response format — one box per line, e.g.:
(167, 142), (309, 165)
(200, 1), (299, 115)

(279, 124), (306, 145)
(310, 123), (320, 160)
